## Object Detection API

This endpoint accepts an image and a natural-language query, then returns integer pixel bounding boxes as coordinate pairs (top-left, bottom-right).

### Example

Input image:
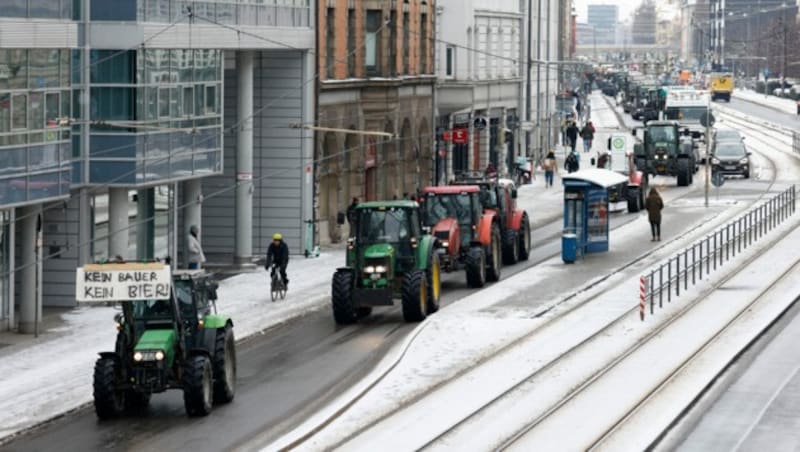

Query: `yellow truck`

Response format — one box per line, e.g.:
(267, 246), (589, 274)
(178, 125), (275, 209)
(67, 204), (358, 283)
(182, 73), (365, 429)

(709, 72), (733, 102)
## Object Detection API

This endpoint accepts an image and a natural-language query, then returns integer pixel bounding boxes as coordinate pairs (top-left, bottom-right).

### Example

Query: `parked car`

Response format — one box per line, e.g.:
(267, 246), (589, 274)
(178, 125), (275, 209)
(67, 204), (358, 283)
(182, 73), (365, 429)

(711, 141), (751, 178)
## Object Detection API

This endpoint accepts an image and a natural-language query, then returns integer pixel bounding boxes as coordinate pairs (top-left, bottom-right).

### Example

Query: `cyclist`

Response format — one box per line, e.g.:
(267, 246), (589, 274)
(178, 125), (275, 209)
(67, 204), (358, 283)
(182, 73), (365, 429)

(265, 233), (290, 288)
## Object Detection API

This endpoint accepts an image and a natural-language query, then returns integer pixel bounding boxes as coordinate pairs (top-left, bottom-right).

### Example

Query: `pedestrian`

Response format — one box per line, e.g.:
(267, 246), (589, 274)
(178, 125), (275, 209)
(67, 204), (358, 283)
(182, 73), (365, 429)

(266, 233), (290, 287)
(565, 150), (580, 173)
(580, 121), (595, 153)
(645, 187), (664, 241)
(187, 225), (206, 269)
(596, 150), (609, 169)
(796, 99), (800, 116)
(346, 197), (359, 237)
(566, 121), (580, 153)
(543, 150), (557, 187)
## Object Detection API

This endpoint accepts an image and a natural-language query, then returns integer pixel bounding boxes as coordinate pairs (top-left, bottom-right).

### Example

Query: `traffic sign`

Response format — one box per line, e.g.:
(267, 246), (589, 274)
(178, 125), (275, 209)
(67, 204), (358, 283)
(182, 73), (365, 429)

(611, 135), (626, 152)
(452, 128), (468, 144)
(442, 131), (452, 142)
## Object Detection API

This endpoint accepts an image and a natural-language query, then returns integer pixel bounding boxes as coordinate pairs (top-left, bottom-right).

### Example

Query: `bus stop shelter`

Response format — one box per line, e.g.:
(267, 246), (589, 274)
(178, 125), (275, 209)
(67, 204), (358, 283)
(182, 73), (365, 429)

(561, 169), (628, 263)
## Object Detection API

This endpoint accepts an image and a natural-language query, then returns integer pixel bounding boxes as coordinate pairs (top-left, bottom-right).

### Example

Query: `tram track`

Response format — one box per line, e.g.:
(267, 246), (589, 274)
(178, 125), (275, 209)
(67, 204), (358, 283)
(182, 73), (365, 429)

(269, 96), (794, 451)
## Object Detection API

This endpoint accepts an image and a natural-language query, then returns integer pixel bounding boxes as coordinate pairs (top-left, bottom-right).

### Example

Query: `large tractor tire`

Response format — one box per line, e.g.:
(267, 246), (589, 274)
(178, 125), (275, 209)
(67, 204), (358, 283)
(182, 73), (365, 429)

(486, 225), (502, 282)
(465, 246), (487, 288)
(518, 214), (532, 261)
(502, 229), (519, 265)
(627, 187), (641, 213)
(331, 270), (358, 325)
(183, 355), (213, 417)
(93, 357), (124, 419)
(401, 270), (427, 323)
(212, 326), (236, 404)
(676, 160), (690, 187)
(426, 251), (442, 315)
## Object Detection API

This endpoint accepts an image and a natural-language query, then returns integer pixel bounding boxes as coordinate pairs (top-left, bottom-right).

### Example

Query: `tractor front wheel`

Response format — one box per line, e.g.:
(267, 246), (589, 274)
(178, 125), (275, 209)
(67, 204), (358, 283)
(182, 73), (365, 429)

(93, 357), (124, 419)
(331, 270), (358, 325)
(486, 225), (502, 282)
(401, 270), (427, 322)
(518, 215), (532, 261)
(183, 355), (213, 417)
(465, 246), (486, 288)
(426, 251), (442, 314)
(502, 229), (519, 265)
(213, 326), (236, 404)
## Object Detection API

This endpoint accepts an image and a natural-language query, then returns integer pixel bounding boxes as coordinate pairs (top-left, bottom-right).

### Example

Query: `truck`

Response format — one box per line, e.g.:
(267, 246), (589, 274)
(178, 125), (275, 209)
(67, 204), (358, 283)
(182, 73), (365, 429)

(77, 263), (235, 418)
(662, 88), (711, 161)
(709, 72), (733, 102)
(633, 120), (695, 187)
(420, 185), (501, 288)
(331, 200), (441, 324)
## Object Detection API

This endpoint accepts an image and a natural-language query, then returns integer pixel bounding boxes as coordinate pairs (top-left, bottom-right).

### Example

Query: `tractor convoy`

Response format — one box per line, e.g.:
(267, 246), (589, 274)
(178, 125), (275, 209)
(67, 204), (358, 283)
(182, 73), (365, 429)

(331, 174), (531, 325)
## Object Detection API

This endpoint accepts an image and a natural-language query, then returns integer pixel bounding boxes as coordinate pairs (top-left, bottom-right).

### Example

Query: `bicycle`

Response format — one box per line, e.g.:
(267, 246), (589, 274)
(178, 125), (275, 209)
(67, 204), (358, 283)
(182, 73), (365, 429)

(269, 264), (287, 301)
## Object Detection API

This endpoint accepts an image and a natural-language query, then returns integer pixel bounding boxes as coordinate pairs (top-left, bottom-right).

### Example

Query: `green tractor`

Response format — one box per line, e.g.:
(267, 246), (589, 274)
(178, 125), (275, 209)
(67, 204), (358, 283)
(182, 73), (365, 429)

(331, 200), (442, 324)
(77, 263), (236, 418)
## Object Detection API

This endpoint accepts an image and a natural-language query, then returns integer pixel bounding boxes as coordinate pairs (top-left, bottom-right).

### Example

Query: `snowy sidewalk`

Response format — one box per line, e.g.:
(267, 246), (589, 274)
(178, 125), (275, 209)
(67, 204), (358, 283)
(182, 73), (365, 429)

(733, 89), (798, 116)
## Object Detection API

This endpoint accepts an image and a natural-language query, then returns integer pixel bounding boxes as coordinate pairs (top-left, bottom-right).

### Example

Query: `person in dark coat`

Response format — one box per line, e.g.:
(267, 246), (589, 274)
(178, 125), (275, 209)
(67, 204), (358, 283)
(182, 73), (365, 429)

(580, 121), (595, 153)
(266, 233), (290, 286)
(565, 150), (580, 173)
(565, 121), (580, 152)
(644, 187), (664, 241)
(346, 197), (359, 235)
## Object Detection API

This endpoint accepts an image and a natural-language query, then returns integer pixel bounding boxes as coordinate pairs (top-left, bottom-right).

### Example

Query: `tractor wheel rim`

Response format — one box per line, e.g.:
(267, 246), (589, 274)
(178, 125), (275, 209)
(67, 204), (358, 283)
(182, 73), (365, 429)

(432, 259), (441, 301)
(225, 340), (235, 388)
(420, 277), (427, 313)
(203, 365), (212, 405)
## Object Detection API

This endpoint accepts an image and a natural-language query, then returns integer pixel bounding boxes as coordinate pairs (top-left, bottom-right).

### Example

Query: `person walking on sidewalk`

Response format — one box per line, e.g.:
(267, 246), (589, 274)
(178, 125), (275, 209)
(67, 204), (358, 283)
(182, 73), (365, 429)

(580, 121), (595, 153)
(645, 187), (664, 241)
(542, 150), (557, 187)
(187, 225), (206, 269)
(566, 121), (580, 152)
(565, 150), (580, 173)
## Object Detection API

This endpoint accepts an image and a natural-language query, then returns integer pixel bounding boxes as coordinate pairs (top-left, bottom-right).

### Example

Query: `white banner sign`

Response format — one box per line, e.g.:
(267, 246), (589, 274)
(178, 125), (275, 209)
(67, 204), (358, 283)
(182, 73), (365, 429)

(76, 263), (172, 302)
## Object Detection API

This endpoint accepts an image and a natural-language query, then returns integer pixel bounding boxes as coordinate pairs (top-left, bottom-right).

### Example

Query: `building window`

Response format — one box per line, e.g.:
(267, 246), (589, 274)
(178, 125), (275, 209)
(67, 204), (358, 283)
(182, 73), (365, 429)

(365, 10), (382, 76)
(445, 46), (454, 77)
(389, 10), (397, 76)
(420, 13), (428, 74)
(403, 12), (409, 74)
(347, 8), (356, 77)
(326, 7), (336, 79)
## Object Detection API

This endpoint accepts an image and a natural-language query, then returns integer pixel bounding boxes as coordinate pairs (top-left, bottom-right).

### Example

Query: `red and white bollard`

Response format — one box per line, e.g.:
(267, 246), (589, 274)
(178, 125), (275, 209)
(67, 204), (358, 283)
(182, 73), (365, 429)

(640, 276), (647, 321)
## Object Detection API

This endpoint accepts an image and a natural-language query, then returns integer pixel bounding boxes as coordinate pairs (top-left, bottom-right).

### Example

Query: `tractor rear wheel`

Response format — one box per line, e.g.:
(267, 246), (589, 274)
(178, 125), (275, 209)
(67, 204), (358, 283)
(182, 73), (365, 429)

(502, 229), (519, 265)
(518, 215), (532, 261)
(426, 252), (442, 314)
(213, 326), (236, 404)
(465, 246), (486, 288)
(401, 270), (427, 322)
(93, 357), (124, 419)
(331, 270), (358, 325)
(486, 225), (502, 282)
(183, 355), (213, 416)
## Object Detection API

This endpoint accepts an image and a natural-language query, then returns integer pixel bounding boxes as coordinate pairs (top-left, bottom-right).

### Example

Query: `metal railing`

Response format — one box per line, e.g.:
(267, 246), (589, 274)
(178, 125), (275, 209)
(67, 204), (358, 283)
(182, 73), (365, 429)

(640, 185), (796, 319)
(793, 132), (800, 156)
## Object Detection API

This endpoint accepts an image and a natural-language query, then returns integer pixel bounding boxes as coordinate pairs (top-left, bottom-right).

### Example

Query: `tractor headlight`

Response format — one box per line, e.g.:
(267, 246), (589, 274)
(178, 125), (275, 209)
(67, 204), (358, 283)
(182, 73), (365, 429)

(364, 266), (376, 274)
(374, 265), (388, 273)
(441, 241), (450, 249)
(155, 350), (165, 361)
(134, 350), (164, 362)
(133, 351), (143, 362)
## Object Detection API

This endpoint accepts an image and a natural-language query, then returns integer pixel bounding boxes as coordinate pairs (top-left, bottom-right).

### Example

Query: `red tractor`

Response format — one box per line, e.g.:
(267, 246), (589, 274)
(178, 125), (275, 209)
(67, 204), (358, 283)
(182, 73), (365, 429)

(452, 173), (532, 266)
(420, 185), (502, 288)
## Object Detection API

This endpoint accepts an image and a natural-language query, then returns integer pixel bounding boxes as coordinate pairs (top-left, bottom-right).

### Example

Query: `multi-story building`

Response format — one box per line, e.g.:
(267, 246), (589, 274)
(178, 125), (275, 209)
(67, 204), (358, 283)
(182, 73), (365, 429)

(0, 0), (315, 333)
(315, 0), (435, 245)
(587, 4), (618, 45)
(632, 0), (657, 45)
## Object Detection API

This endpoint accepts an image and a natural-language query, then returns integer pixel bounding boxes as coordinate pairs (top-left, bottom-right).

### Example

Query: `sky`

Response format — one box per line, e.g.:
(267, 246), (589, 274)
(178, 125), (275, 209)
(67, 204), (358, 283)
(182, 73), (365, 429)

(574, 0), (642, 24)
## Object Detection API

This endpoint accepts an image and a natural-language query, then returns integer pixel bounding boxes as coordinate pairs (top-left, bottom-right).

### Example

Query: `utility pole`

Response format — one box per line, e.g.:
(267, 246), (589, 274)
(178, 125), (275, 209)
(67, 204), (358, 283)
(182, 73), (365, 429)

(526, 0), (532, 157)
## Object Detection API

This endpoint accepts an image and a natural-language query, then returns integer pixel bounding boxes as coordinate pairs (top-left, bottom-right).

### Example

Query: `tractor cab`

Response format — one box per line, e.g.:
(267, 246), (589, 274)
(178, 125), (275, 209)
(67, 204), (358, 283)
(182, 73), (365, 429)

(76, 263), (234, 418)
(352, 201), (423, 275)
(421, 186), (483, 259)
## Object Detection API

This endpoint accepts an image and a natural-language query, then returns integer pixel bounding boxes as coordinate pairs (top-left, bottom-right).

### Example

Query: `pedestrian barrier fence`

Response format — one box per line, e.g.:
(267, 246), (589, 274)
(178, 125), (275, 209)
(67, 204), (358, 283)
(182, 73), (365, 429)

(640, 185), (796, 320)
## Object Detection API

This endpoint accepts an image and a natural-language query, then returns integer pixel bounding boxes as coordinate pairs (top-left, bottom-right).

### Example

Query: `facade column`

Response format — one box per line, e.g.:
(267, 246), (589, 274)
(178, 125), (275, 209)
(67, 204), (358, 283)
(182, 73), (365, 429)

(235, 51), (254, 265)
(183, 179), (202, 267)
(136, 188), (155, 260)
(18, 205), (40, 334)
(2, 210), (15, 332)
(108, 188), (129, 260)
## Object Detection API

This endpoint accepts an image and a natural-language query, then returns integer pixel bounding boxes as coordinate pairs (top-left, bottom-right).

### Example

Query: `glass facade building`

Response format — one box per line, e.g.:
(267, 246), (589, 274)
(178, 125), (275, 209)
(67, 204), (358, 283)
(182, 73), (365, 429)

(0, 49), (72, 206)
(86, 48), (223, 186)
